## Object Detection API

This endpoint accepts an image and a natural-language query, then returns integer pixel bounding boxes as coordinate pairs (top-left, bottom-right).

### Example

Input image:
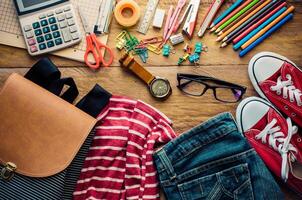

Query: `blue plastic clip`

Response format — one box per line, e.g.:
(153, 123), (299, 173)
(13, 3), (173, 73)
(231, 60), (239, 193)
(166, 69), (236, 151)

(162, 44), (171, 57)
(189, 54), (200, 63)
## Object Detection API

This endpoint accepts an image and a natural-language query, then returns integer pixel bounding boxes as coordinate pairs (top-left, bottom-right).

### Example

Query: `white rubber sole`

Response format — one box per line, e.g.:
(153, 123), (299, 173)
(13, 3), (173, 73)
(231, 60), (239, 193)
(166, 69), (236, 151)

(236, 96), (283, 133)
(248, 51), (298, 103)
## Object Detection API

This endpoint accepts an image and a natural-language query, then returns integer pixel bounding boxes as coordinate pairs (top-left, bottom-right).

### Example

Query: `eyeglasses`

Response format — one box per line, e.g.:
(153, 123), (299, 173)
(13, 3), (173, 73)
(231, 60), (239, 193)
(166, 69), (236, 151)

(177, 73), (247, 103)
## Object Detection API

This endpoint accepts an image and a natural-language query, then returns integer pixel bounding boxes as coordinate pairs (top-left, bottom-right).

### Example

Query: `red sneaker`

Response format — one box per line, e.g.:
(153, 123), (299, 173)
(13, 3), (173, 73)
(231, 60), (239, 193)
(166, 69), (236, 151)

(248, 52), (302, 127)
(236, 97), (302, 194)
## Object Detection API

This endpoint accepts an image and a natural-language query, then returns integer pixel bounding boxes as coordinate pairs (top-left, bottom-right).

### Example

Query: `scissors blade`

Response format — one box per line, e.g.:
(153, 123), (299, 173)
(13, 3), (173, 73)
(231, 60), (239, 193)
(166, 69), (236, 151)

(78, 7), (91, 33)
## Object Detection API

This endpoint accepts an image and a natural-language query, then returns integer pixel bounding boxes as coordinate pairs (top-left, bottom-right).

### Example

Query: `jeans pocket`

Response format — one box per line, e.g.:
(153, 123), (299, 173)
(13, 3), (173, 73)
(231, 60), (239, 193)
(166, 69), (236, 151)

(177, 163), (254, 200)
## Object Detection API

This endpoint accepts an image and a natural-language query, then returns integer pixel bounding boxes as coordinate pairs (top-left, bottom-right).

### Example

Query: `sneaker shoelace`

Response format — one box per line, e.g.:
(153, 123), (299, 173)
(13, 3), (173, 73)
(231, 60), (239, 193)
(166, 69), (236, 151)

(255, 118), (298, 181)
(270, 75), (302, 106)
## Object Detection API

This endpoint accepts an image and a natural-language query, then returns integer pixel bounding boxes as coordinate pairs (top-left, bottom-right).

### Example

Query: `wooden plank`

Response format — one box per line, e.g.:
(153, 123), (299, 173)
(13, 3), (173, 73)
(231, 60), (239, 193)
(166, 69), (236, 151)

(0, 1), (301, 68)
(0, 0), (301, 199)
(0, 66), (300, 199)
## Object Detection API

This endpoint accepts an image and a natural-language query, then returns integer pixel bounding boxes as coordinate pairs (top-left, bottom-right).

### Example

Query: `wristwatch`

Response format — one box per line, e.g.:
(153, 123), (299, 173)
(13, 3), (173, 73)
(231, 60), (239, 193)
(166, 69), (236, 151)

(119, 53), (172, 99)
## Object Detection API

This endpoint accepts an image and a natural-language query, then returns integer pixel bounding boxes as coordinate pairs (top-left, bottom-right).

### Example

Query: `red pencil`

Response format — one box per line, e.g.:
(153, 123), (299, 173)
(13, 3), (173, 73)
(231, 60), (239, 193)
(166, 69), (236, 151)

(210, 0), (254, 32)
(233, 2), (287, 43)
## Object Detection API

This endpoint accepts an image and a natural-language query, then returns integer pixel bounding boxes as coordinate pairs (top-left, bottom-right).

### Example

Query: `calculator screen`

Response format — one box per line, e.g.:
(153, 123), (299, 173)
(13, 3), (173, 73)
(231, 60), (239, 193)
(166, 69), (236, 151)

(14, 0), (68, 15)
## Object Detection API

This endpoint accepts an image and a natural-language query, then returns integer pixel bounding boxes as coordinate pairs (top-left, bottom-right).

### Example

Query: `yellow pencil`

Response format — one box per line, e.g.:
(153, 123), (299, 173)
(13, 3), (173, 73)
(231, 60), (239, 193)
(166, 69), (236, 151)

(241, 5), (295, 49)
(216, 0), (271, 42)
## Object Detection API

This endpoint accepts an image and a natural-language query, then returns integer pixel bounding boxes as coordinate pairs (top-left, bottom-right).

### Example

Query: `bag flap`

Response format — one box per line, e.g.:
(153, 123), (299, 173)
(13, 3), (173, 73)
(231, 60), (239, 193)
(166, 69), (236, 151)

(0, 73), (97, 177)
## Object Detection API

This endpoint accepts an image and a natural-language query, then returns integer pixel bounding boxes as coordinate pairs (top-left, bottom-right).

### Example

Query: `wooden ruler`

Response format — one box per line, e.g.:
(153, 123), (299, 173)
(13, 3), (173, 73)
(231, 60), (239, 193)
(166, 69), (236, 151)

(137, 0), (159, 34)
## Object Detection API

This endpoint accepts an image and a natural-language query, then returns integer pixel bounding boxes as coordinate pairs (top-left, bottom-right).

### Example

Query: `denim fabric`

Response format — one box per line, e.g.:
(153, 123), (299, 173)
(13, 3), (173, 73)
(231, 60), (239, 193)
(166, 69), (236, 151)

(153, 112), (283, 200)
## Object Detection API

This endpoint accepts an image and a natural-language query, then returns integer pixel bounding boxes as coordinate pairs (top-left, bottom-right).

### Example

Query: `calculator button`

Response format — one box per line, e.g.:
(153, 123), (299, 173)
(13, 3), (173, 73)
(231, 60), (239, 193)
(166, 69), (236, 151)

(32, 22), (40, 29)
(55, 38), (63, 45)
(39, 43), (47, 50)
(48, 17), (56, 24)
(57, 14), (65, 21)
(59, 21), (67, 28)
(67, 19), (75, 26)
(26, 31), (34, 38)
(23, 25), (31, 32)
(47, 41), (55, 48)
(53, 31), (61, 38)
(69, 25), (77, 33)
(27, 38), (36, 46)
(45, 33), (52, 40)
(50, 24), (59, 31)
(71, 32), (79, 40)
(55, 8), (63, 14)
(47, 11), (54, 17)
(34, 29), (42, 36)
(65, 12), (73, 19)
(41, 19), (48, 26)
(30, 45), (38, 53)
(39, 14), (46, 19)
(42, 26), (50, 33)
(64, 6), (71, 12)
(62, 28), (72, 42)
(37, 36), (44, 43)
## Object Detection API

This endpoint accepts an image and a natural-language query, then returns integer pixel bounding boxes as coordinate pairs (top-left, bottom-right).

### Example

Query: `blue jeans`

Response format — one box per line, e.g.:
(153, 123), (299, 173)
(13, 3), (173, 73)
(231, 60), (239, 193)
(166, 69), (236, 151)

(153, 112), (283, 200)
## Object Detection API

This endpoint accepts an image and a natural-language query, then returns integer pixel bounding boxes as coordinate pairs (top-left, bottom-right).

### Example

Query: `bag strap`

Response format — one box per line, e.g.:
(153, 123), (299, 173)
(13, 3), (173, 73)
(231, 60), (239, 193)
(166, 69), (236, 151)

(24, 57), (79, 104)
(76, 84), (112, 118)
(25, 57), (112, 118)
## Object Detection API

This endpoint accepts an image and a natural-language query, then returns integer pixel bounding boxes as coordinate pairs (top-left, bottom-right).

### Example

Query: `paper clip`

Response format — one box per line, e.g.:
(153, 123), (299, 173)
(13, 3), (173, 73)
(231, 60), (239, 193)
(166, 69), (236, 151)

(141, 37), (164, 45)
(147, 44), (161, 55)
(115, 31), (128, 50)
(116, 31), (127, 41)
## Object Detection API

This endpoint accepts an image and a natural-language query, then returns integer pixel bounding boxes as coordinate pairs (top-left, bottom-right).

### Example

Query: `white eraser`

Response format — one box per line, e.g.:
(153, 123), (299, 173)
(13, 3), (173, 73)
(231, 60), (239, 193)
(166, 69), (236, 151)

(152, 9), (165, 29)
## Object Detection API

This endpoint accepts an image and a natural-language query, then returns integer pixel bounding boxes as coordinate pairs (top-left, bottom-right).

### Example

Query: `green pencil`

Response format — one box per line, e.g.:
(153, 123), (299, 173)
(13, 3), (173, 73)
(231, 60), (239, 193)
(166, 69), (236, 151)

(217, 0), (260, 32)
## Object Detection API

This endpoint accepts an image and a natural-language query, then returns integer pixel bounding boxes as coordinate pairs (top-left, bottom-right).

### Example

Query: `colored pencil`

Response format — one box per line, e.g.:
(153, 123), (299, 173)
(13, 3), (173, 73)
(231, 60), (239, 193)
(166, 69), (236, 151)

(216, 0), (260, 32)
(210, 0), (253, 32)
(210, 0), (244, 28)
(239, 13), (293, 57)
(241, 5), (295, 49)
(216, 0), (270, 41)
(233, 6), (287, 50)
(215, 0), (265, 35)
(220, 0), (285, 47)
(233, 1), (286, 44)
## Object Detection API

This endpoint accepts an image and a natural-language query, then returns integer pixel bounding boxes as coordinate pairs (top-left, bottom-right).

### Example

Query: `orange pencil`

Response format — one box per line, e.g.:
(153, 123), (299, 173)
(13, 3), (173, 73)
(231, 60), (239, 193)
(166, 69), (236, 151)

(210, 0), (253, 32)
(241, 5), (295, 49)
(216, 0), (268, 35)
(216, 0), (271, 41)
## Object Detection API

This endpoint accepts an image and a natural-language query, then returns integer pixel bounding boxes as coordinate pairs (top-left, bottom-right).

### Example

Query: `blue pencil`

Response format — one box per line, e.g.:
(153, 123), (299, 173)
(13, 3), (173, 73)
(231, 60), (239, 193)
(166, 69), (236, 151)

(239, 13), (293, 57)
(233, 6), (287, 50)
(210, 0), (244, 28)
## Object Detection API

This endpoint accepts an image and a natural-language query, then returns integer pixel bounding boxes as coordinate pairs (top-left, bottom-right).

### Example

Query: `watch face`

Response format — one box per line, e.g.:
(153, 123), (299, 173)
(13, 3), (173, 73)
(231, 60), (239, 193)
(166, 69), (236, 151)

(150, 78), (171, 99)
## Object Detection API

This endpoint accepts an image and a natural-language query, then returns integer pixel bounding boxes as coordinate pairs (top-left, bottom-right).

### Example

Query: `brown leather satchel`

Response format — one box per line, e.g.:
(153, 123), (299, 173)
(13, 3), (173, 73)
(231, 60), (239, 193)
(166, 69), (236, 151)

(0, 73), (97, 179)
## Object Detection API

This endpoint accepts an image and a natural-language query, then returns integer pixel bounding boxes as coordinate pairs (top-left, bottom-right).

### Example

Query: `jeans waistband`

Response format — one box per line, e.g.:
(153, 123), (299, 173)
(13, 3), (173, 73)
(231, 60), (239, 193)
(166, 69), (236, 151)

(154, 112), (241, 172)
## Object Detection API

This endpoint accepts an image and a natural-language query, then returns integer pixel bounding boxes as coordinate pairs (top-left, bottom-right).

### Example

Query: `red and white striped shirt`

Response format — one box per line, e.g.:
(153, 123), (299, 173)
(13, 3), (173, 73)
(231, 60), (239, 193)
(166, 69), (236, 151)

(73, 96), (176, 200)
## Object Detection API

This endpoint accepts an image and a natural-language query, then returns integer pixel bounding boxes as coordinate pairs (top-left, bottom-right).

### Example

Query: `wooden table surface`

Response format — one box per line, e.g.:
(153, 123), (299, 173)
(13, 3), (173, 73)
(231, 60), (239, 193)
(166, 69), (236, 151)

(0, 0), (301, 199)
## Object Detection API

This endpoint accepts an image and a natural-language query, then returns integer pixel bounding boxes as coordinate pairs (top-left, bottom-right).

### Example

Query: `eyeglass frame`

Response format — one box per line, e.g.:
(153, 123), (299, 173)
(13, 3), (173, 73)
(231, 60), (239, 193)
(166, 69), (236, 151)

(177, 73), (247, 103)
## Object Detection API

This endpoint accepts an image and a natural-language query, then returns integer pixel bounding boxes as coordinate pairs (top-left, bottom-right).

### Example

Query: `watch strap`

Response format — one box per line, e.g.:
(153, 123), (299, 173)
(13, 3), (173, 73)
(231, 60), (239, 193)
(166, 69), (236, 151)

(120, 53), (155, 85)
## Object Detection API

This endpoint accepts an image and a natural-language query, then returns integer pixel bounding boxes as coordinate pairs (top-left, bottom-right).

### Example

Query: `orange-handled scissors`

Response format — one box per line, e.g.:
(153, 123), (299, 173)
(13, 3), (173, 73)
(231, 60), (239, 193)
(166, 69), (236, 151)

(79, 8), (114, 70)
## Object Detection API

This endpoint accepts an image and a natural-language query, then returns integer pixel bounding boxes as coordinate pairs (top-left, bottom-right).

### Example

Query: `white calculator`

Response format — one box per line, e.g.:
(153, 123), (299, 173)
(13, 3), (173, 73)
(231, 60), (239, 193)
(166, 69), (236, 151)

(13, 0), (82, 56)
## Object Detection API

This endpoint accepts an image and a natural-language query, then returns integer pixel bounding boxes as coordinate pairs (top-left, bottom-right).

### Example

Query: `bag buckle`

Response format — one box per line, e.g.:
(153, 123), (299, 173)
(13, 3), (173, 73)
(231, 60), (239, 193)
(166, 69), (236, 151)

(1, 162), (17, 181)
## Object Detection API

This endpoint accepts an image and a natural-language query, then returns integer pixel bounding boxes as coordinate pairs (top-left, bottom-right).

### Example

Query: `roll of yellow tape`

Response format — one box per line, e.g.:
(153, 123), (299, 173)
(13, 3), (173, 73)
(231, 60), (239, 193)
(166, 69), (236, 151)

(114, 0), (141, 27)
